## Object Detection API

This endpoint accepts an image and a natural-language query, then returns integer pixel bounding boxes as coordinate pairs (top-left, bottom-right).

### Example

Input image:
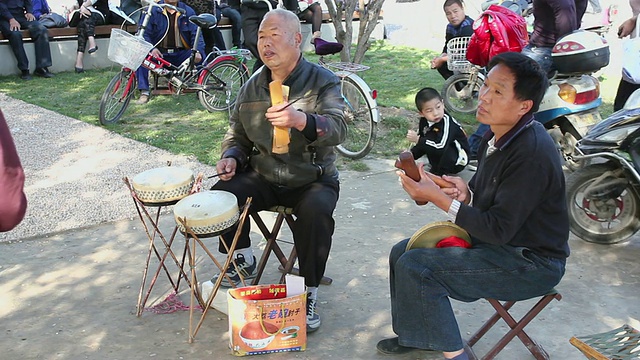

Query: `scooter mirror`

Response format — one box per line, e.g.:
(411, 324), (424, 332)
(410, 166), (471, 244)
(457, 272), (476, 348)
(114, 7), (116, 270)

(623, 88), (640, 110)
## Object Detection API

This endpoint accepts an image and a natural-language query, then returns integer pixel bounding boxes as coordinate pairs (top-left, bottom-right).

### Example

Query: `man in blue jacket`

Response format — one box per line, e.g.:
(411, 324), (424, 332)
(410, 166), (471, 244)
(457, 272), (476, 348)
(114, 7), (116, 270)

(135, 0), (205, 104)
(0, 0), (54, 79)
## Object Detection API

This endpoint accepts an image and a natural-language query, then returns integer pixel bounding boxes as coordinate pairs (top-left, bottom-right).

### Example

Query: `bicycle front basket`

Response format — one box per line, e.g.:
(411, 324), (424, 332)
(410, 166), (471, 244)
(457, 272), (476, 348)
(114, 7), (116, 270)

(107, 28), (154, 69)
(446, 36), (472, 72)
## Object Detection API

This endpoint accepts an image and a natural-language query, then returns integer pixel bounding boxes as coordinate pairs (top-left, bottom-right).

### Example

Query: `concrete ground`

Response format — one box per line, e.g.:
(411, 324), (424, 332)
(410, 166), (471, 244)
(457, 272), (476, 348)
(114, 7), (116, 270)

(1, 151), (640, 359)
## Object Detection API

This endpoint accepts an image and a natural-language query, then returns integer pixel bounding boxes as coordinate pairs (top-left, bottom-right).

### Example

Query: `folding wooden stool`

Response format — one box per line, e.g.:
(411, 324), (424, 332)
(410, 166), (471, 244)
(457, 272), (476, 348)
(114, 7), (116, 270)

(250, 206), (332, 285)
(570, 324), (640, 359)
(467, 289), (562, 360)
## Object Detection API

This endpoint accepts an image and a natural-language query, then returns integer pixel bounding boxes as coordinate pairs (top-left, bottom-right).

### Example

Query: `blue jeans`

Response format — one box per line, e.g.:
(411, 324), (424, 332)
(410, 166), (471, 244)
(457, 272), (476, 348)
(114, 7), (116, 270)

(388, 239), (565, 352)
(136, 50), (192, 91)
(468, 123), (490, 159)
(521, 44), (554, 74)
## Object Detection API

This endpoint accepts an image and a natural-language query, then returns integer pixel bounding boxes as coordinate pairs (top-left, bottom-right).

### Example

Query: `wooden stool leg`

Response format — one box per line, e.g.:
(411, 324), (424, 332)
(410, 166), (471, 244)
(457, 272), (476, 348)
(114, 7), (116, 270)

(471, 294), (561, 360)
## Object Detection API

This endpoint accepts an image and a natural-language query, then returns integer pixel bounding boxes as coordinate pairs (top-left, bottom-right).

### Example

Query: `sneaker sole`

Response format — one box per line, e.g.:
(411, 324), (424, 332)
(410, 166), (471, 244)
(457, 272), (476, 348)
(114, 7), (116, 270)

(216, 272), (257, 288)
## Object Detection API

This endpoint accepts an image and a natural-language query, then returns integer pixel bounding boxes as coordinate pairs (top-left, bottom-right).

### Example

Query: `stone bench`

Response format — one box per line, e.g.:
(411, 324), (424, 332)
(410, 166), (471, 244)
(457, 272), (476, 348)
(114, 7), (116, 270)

(0, 11), (384, 76)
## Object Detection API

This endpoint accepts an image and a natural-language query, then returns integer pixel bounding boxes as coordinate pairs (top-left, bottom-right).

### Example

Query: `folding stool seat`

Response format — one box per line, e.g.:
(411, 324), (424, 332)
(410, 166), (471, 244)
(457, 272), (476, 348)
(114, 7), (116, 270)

(467, 289), (562, 360)
(570, 324), (640, 359)
(250, 206), (332, 285)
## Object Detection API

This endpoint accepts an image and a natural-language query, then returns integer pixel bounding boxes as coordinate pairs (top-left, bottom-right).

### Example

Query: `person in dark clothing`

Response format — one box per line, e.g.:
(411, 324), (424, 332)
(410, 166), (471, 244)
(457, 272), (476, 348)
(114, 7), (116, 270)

(240, 0), (277, 72)
(0, 0), (54, 79)
(283, 0), (322, 44)
(217, 0), (242, 48)
(406, 87), (469, 176)
(134, 0), (205, 104)
(522, 0), (588, 73)
(377, 52), (567, 360)
(184, 0), (226, 53)
(430, 0), (474, 81)
(71, 0), (110, 73)
(207, 9), (345, 333)
(0, 109), (27, 232)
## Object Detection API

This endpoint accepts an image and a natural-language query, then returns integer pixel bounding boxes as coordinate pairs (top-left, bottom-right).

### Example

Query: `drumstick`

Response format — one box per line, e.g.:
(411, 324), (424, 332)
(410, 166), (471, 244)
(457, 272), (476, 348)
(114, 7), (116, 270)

(270, 80), (290, 154)
(207, 171), (231, 179)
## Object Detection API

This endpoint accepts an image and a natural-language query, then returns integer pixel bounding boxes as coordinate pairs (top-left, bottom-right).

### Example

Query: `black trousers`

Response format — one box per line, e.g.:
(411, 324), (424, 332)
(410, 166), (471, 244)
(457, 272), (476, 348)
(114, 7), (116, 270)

(0, 15), (52, 71)
(76, 12), (106, 53)
(614, 78), (640, 111)
(211, 169), (340, 287)
(240, 4), (269, 72)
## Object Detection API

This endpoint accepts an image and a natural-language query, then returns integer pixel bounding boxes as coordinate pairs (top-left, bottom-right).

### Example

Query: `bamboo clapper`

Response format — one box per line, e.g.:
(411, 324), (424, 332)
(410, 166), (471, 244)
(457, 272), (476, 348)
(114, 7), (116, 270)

(269, 80), (290, 154)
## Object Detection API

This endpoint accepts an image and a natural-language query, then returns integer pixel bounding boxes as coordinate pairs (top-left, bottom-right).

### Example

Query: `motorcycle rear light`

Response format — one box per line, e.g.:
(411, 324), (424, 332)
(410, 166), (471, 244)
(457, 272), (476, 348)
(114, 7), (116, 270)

(371, 89), (377, 100)
(574, 89), (599, 104)
(553, 41), (585, 53)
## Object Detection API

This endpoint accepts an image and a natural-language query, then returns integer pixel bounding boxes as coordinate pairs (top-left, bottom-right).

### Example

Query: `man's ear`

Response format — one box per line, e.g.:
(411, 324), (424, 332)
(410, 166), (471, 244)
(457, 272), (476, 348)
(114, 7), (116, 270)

(294, 32), (302, 47)
(517, 99), (533, 116)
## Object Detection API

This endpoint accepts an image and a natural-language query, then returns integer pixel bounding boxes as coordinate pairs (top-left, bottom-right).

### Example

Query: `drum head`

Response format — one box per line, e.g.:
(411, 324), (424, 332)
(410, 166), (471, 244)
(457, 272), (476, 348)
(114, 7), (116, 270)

(131, 167), (194, 205)
(174, 190), (239, 236)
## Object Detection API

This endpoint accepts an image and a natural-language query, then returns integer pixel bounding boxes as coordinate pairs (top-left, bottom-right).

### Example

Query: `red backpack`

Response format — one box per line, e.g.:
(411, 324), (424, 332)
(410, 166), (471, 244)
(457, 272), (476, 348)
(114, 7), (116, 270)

(466, 4), (529, 67)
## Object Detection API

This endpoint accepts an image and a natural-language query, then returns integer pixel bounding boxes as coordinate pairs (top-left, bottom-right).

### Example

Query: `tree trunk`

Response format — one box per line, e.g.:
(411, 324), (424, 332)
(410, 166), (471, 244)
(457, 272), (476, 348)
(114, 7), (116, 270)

(323, 0), (385, 64)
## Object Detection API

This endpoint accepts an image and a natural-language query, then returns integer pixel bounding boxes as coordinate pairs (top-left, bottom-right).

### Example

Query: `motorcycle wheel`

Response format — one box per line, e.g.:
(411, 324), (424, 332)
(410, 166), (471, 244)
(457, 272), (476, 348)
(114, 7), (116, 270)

(442, 73), (482, 114)
(566, 163), (640, 244)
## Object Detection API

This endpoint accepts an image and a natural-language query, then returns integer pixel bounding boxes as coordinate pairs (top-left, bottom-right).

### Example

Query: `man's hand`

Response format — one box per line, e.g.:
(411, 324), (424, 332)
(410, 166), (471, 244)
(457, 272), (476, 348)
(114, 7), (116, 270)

(9, 18), (20, 31)
(195, 52), (202, 63)
(215, 157), (237, 181)
(398, 162), (452, 211)
(441, 175), (471, 204)
(265, 102), (307, 131)
(150, 48), (163, 58)
(618, 16), (638, 38)
(25, 13), (35, 21)
(430, 54), (446, 69)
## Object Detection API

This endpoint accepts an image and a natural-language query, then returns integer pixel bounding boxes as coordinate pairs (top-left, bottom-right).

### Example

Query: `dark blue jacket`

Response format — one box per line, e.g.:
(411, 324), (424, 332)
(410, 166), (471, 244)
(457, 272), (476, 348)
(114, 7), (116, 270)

(0, 0), (33, 21)
(140, 0), (205, 58)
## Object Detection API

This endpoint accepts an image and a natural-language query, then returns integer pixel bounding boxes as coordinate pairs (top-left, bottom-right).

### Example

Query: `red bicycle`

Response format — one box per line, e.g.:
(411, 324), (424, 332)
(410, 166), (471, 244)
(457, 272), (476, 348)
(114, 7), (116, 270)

(99, 2), (250, 125)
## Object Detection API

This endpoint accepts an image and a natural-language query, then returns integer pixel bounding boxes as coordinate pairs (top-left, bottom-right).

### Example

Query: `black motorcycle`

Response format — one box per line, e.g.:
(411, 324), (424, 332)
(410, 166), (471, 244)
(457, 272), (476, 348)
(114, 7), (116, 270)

(566, 90), (640, 244)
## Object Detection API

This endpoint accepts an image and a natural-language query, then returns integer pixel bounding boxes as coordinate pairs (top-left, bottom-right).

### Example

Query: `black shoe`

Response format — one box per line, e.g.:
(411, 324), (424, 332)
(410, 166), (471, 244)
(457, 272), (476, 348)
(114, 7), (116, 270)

(34, 68), (54, 78)
(20, 70), (32, 80)
(75, 67), (84, 73)
(376, 337), (433, 355)
(88, 45), (98, 54)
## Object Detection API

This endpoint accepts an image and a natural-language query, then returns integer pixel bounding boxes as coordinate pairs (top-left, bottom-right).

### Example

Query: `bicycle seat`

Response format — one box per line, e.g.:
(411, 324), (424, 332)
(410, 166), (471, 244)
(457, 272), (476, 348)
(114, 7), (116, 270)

(189, 14), (217, 29)
(314, 38), (344, 56)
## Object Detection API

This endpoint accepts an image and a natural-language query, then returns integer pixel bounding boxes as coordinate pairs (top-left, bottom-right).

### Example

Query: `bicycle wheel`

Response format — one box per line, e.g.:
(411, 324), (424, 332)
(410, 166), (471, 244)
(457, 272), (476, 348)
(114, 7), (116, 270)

(198, 59), (249, 112)
(99, 69), (136, 125)
(442, 73), (483, 114)
(336, 76), (376, 159)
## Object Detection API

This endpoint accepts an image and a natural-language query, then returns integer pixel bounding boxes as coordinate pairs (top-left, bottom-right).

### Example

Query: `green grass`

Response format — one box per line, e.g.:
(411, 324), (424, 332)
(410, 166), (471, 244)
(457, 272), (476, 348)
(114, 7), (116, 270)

(0, 41), (618, 169)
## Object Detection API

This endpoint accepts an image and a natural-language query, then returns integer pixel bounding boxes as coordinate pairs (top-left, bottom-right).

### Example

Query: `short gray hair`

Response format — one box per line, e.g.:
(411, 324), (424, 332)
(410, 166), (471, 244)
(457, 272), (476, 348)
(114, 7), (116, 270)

(262, 8), (302, 34)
